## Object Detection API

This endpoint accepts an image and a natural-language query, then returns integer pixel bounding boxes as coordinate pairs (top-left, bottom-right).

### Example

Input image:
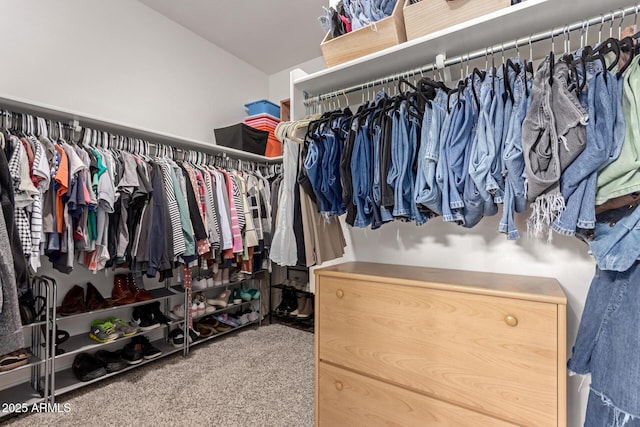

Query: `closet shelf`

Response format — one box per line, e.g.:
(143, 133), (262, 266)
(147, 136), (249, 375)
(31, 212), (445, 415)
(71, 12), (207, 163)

(190, 300), (257, 322)
(0, 94), (282, 163)
(293, 0), (633, 97)
(188, 320), (259, 349)
(55, 327), (170, 360)
(54, 287), (179, 322)
(54, 339), (180, 396)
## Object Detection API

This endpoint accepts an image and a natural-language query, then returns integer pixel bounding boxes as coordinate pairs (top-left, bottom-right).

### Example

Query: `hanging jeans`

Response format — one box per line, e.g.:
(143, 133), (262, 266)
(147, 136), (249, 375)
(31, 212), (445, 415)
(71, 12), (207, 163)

(439, 91), (473, 224)
(553, 60), (620, 235)
(463, 76), (490, 228)
(469, 67), (504, 211)
(568, 262), (640, 426)
(352, 114), (373, 227)
(415, 89), (448, 216)
(499, 61), (530, 239)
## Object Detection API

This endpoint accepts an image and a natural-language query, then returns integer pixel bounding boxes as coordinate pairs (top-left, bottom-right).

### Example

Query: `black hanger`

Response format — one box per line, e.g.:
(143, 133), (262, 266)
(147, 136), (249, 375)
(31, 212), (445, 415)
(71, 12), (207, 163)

(590, 38), (621, 71)
(617, 36), (636, 76)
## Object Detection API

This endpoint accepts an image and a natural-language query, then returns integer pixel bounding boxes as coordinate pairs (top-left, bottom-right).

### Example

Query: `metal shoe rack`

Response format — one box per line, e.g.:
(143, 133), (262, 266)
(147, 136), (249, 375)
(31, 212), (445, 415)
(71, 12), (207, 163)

(0, 271), (264, 418)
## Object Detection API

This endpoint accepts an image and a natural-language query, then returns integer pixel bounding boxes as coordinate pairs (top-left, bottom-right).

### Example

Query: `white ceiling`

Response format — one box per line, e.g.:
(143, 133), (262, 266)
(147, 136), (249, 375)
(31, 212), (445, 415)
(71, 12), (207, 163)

(138, 0), (328, 75)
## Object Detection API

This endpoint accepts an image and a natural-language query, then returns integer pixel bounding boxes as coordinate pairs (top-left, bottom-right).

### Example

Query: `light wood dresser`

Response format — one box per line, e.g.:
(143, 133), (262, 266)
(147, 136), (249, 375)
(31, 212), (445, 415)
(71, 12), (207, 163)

(314, 262), (567, 427)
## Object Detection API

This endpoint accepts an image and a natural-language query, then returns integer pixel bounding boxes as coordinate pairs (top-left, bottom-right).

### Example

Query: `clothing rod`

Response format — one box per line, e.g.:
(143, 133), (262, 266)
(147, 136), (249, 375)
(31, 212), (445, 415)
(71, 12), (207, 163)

(305, 4), (639, 104)
(0, 95), (283, 163)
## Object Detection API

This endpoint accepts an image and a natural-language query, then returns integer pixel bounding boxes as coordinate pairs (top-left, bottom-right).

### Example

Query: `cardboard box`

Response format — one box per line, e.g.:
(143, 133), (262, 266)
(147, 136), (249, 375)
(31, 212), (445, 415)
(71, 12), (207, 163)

(321, 1), (406, 68)
(404, 0), (510, 41)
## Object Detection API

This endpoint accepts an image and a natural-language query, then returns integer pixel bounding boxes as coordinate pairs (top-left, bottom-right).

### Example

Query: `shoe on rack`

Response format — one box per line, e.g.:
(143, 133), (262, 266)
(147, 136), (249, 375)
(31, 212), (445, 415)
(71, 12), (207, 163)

(121, 339), (144, 365)
(168, 329), (185, 348)
(131, 304), (161, 331)
(221, 268), (230, 284)
(195, 322), (218, 338)
(89, 320), (120, 343)
(247, 288), (261, 300)
(146, 301), (171, 326)
(131, 336), (162, 360)
(205, 304), (217, 314)
(229, 269), (246, 283)
(229, 289), (243, 306)
(188, 328), (200, 343)
(291, 294), (307, 316)
(0, 349), (30, 372)
(297, 296), (313, 318)
(72, 353), (107, 382)
(275, 287), (297, 316)
(248, 311), (259, 322)
(207, 290), (230, 308)
(59, 285), (87, 316)
(215, 313), (239, 328)
(112, 274), (136, 306)
(170, 304), (185, 319)
(95, 349), (128, 373)
(206, 276), (214, 288)
(106, 317), (138, 337)
(127, 274), (153, 302)
(192, 276), (208, 290)
(239, 288), (252, 302)
(85, 282), (112, 311)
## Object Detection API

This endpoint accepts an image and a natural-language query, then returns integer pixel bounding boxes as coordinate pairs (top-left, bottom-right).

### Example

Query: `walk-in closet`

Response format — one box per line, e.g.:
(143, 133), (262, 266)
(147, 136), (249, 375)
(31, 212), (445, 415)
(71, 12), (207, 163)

(1, 0), (640, 426)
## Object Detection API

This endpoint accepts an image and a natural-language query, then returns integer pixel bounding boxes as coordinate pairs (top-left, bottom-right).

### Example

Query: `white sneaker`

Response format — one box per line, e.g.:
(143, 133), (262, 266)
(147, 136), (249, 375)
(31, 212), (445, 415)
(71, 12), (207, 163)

(172, 304), (185, 318)
(206, 290), (230, 308)
(206, 277), (214, 288)
(192, 277), (208, 290)
(205, 305), (216, 314)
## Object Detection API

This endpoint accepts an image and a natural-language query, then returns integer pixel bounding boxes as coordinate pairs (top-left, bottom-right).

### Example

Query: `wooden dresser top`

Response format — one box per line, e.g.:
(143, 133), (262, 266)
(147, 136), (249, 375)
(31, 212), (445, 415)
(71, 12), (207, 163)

(315, 262), (567, 305)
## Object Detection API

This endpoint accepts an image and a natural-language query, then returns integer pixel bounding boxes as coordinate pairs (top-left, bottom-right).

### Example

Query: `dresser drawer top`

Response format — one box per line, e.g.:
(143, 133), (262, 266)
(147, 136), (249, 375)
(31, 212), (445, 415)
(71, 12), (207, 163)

(315, 262), (566, 305)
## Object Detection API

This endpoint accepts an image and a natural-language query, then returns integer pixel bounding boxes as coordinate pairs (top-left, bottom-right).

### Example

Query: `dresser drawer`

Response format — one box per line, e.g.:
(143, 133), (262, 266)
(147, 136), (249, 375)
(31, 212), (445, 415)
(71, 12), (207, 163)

(317, 277), (559, 426)
(318, 362), (517, 427)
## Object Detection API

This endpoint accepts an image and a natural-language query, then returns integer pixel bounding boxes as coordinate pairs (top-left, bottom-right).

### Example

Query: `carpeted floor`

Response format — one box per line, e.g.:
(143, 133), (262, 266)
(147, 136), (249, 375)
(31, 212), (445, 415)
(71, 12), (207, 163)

(5, 324), (314, 427)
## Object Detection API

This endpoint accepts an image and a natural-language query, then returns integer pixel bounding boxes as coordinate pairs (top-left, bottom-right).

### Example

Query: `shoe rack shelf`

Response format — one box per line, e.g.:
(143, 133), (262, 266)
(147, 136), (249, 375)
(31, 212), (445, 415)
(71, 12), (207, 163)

(54, 338), (181, 397)
(54, 287), (179, 322)
(0, 277), (56, 419)
(0, 271), (267, 414)
(190, 299), (257, 322)
(187, 319), (260, 350)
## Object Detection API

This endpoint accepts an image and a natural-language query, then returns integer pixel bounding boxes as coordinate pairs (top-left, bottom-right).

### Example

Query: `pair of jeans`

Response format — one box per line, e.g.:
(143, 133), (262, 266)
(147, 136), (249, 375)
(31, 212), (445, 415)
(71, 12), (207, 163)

(415, 89), (447, 216)
(499, 59), (529, 239)
(387, 102), (416, 220)
(437, 94), (467, 223)
(568, 262), (640, 425)
(351, 114), (373, 227)
(462, 80), (487, 228)
(304, 132), (331, 215)
(553, 60), (615, 235)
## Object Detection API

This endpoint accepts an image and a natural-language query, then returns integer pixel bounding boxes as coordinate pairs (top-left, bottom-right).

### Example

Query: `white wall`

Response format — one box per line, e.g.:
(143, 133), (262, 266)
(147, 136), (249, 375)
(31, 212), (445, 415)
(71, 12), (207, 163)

(0, 0), (270, 389)
(0, 0), (270, 142)
(269, 56), (327, 104)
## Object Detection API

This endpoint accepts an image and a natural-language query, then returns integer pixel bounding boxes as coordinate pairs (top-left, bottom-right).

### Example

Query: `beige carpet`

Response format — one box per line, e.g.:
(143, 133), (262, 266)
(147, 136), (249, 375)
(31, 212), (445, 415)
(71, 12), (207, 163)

(6, 324), (314, 427)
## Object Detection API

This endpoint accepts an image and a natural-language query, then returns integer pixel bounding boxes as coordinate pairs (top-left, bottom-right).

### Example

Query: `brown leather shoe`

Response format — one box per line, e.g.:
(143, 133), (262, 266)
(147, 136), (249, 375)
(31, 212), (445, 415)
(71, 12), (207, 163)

(59, 285), (87, 316)
(86, 282), (112, 311)
(127, 274), (153, 302)
(112, 274), (136, 306)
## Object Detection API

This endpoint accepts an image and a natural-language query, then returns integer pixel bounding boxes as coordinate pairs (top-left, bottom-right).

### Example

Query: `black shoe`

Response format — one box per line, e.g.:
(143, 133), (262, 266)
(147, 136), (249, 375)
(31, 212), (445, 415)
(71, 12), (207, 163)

(147, 301), (170, 325)
(131, 305), (160, 331)
(133, 336), (162, 359)
(95, 350), (128, 373)
(121, 339), (144, 365)
(168, 329), (185, 349)
(72, 353), (107, 382)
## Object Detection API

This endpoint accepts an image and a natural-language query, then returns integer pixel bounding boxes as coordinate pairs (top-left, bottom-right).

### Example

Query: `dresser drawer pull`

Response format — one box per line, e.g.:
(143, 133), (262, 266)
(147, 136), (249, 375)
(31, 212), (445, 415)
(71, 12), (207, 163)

(504, 315), (518, 327)
(335, 381), (344, 391)
(336, 289), (344, 298)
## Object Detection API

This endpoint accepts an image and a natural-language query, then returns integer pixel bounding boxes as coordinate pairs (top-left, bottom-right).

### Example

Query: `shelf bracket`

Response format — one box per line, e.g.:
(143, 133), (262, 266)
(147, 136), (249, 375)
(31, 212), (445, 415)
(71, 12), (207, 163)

(435, 53), (451, 84)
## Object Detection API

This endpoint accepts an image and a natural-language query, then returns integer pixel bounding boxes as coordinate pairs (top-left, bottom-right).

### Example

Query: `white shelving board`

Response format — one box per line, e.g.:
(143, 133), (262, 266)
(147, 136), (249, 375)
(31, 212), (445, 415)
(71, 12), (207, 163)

(0, 93), (282, 163)
(293, 0), (635, 100)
